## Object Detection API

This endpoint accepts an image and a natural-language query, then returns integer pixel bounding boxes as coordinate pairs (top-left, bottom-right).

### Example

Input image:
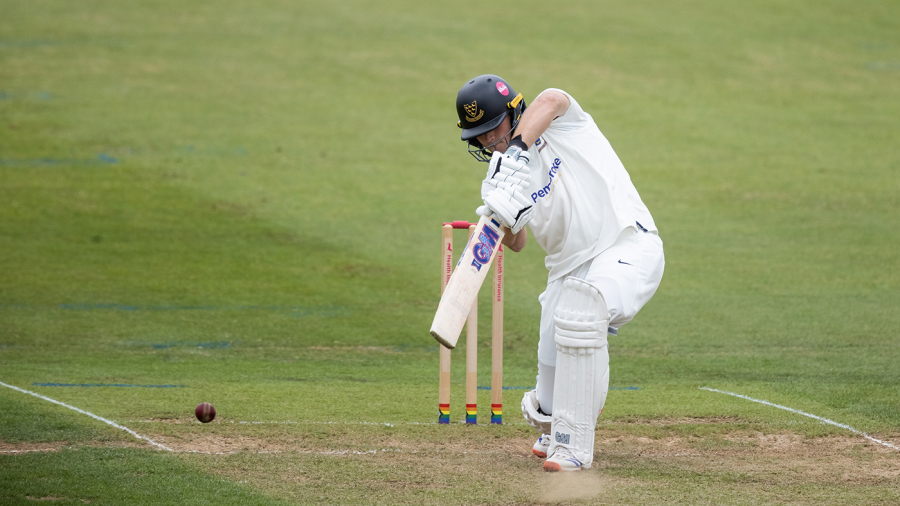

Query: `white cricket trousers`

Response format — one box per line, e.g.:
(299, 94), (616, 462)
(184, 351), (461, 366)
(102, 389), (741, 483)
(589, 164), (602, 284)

(535, 226), (665, 413)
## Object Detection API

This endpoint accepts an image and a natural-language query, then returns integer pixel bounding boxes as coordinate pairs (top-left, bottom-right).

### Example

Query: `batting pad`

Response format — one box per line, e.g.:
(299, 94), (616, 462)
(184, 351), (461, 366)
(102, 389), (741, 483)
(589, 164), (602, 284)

(549, 277), (610, 467)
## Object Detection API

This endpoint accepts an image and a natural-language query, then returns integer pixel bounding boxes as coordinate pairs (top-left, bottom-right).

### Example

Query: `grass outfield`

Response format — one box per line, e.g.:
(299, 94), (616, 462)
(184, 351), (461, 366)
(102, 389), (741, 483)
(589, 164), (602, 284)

(2, 0), (899, 504)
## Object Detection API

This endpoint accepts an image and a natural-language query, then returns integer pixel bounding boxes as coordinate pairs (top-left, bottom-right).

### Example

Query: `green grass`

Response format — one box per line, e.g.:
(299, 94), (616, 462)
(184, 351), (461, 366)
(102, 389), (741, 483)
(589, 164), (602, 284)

(2, 447), (293, 505)
(2, 0), (899, 504)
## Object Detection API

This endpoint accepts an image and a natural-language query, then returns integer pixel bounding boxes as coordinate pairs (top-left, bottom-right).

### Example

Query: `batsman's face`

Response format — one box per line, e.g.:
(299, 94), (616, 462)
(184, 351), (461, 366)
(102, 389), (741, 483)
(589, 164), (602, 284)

(477, 116), (513, 153)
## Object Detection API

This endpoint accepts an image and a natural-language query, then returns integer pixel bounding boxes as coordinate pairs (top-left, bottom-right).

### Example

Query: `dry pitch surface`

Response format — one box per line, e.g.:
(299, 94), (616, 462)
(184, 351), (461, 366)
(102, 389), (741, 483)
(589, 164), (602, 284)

(4, 417), (899, 505)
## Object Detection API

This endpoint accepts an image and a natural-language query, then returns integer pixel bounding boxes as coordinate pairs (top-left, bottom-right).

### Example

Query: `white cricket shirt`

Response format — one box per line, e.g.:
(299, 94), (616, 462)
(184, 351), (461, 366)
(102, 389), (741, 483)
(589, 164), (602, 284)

(523, 89), (657, 281)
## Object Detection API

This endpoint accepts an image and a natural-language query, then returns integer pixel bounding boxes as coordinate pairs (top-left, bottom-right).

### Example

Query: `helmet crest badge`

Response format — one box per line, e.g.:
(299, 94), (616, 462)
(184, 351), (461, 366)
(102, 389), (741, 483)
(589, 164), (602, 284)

(464, 101), (484, 122)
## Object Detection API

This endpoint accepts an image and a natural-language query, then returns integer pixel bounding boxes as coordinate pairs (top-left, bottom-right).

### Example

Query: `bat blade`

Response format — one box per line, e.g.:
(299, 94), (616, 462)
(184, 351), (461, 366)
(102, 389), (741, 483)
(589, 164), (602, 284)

(430, 215), (505, 348)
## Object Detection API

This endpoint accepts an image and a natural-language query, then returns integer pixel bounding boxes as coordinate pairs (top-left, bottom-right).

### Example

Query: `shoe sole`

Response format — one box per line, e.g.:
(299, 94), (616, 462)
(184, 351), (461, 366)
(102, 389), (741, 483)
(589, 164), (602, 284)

(532, 448), (547, 458)
(542, 461), (581, 472)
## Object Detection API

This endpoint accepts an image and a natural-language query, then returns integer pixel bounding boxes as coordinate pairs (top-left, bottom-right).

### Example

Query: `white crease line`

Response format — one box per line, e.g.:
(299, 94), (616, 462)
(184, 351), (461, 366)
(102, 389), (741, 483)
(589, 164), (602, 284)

(1, 446), (507, 457)
(0, 448), (398, 456)
(124, 419), (529, 427)
(176, 448), (504, 456)
(700, 387), (900, 451)
(174, 449), (405, 456)
(0, 380), (173, 452)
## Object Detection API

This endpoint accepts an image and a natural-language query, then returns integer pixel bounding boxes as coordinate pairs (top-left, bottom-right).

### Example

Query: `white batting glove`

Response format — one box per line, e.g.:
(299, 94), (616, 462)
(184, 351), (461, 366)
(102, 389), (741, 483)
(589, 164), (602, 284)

(482, 182), (534, 234)
(489, 149), (531, 182)
(502, 143), (531, 164)
(481, 151), (531, 202)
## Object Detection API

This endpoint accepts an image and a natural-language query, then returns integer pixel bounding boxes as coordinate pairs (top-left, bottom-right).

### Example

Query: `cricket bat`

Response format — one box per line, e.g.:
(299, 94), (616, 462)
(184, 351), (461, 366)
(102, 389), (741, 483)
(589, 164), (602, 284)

(430, 214), (505, 349)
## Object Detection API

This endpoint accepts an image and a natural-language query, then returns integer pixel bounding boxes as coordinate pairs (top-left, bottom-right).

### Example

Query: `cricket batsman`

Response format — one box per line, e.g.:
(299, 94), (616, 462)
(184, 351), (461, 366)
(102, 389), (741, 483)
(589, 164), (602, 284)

(454, 74), (665, 471)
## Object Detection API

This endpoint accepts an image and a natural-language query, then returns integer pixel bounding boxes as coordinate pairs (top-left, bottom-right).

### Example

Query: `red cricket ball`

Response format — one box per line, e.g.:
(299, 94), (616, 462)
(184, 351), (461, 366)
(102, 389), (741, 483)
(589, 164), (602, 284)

(195, 402), (216, 423)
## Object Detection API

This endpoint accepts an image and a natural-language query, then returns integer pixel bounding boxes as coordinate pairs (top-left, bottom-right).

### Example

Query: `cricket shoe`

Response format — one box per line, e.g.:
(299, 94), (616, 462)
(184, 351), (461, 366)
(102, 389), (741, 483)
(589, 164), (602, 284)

(543, 446), (590, 472)
(532, 434), (551, 458)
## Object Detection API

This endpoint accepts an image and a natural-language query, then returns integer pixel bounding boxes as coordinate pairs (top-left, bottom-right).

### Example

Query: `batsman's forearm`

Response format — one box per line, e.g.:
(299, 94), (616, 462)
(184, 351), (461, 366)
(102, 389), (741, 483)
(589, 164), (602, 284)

(515, 91), (570, 148)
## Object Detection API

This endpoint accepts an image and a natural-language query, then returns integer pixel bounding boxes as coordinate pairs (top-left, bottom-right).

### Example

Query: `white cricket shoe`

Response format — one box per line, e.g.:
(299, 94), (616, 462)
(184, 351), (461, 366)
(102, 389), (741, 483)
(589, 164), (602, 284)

(543, 446), (590, 472)
(532, 434), (551, 458)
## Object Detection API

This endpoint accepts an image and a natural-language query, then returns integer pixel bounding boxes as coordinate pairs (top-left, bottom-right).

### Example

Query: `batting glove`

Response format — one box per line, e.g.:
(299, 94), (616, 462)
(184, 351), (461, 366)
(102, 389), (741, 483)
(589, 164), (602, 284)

(481, 150), (531, 202)
(502, 138), (531, 163)
(481, 182), (534, 234)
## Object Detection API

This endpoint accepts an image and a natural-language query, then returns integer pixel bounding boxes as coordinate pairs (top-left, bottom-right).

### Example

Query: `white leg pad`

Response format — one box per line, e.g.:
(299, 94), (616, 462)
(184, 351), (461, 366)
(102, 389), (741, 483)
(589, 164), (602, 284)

(521, 389), (552, 434)
(548, 277), (610, 468)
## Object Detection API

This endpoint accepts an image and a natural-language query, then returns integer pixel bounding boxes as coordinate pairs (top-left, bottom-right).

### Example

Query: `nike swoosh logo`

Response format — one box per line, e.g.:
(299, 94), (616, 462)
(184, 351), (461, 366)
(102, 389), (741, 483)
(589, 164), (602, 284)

(618, 260), (632, 266)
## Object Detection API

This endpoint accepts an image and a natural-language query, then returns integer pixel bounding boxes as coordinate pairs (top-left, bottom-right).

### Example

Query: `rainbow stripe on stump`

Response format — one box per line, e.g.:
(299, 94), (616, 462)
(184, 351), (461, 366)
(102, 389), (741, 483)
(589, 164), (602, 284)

(466, 404), (477, 424)
(438, 403), (450, 424)
(491, 403), (502, 424)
